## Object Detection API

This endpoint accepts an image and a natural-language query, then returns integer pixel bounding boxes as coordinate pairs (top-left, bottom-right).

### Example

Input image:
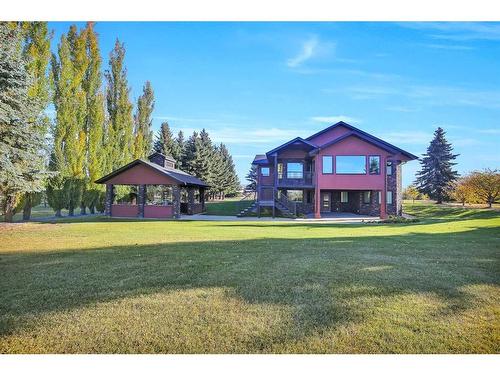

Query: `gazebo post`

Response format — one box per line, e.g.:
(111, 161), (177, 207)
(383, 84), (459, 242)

(172, 185), (181, 218)
(105, 184), (114, 216)
(200, 187), (206, 212)
(187, 187), (195, 215)
(138, 184), (146, 218)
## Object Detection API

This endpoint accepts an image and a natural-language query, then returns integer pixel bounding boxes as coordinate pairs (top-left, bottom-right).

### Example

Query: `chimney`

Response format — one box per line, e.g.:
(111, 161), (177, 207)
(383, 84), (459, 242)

(147, 152), (176, 169)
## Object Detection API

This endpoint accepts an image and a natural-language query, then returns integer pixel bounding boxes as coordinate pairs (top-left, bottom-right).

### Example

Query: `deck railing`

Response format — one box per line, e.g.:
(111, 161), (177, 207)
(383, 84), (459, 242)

(277, 171), (314, 186)
(275, 191), (297, 216)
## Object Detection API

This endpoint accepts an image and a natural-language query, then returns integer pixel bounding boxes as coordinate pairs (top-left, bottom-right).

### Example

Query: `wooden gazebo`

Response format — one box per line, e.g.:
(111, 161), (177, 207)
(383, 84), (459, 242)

(95, 153), (209, 219)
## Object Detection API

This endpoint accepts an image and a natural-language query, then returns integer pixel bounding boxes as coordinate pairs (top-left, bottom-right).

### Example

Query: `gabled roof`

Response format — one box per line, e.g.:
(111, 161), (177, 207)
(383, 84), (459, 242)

(307, 121), (418, 160)
(252, 154), (269, 165)
(95, 159), (209, 187)
(265, 137), (318, 156)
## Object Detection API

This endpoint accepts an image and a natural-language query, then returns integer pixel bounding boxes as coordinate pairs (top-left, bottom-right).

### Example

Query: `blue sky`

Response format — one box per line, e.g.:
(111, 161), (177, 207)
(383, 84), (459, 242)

(49, 22), (500, 186)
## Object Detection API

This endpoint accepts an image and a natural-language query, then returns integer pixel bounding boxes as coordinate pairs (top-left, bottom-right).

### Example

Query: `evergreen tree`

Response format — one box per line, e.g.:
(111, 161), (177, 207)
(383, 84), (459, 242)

(415, 127), (459, 204)
(133, 81), (155, 159)
(218, 143), (240, 197)
(175, 130), (186, 169)
(154, 121), (175, 157)
(0, 23), (51, 222)
(199, 128), (216, 189)
(82, 22), (106, 214)
(105, 39), (134, 170)
(245, 165), (258, 192)
(19, 22), (52, 220)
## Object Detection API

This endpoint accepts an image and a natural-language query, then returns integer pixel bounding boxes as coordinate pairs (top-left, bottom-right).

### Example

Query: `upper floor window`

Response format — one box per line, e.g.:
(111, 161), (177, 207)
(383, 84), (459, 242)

(261, 167), (270, 177)
(336, 156), (367, 174)
(322, 156), (333, 174)
(369, 156), (380, 174)
(386, 161), (392, 175)
(287, 162), (303, 179)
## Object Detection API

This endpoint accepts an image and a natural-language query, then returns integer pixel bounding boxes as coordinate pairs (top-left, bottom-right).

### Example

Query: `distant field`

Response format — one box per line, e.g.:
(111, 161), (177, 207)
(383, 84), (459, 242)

(0, 202), (499, 353)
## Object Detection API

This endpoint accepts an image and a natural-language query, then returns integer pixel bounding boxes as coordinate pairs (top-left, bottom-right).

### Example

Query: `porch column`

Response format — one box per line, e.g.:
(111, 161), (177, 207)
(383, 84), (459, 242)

(200, 187), (206, 212)
(380, 156), (388, 219)
(187, 186), (195, 215)
(105, 184), (114, 216)
(172, 185), (181, 218)
(138, 184), (146, 218)
(314, 156), (321, 218)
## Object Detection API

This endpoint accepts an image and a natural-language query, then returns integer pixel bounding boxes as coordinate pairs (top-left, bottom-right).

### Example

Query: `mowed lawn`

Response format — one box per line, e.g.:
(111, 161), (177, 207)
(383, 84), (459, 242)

(0, 203), (499, 353)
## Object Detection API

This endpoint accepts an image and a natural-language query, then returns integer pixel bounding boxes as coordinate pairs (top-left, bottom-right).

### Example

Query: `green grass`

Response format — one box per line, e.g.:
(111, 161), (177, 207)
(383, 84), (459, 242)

(0, 205), (69, 222)
(0, 202), (499, 353)
(205, 199), (254, 216)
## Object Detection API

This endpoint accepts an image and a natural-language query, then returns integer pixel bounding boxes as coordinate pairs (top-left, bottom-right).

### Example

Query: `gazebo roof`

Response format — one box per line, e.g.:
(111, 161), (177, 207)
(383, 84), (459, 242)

(95, 158), (209, 187)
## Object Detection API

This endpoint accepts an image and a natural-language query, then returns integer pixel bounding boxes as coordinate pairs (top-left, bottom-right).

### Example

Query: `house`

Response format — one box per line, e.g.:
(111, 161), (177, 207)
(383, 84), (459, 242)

(252, 121), (418, 219)
(95, 152), (209, 219)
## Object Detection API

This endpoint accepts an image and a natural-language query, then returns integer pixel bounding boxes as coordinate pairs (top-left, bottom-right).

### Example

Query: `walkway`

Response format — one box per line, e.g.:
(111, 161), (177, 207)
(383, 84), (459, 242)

(180, 212), (380, 223)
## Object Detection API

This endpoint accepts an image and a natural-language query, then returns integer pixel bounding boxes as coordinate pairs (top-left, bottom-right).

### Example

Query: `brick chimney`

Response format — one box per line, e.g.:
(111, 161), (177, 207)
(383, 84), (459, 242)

(147, 152), (176, 169)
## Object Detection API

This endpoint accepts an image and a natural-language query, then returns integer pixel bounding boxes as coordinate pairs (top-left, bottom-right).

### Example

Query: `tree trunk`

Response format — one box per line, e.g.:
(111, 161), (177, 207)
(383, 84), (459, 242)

(22, 202), (32, 221)
(488, 200), (492, 208)
(3, 195), (17, 222)
(80, 204), (87, 215)
(4, 207), (14, 222)
(55, 209), (62, 217)
(68, 207), (74, 216)
(89, 205), (95, 214)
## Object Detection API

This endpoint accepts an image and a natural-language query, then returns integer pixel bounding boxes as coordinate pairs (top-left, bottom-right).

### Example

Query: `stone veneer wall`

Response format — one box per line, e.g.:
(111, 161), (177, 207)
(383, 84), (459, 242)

(386, 161), (402, 216)
(358, 190), (381, 217)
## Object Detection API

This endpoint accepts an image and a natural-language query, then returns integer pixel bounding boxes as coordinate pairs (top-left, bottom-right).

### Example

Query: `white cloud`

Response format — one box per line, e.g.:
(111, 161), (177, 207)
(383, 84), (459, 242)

(478, 128), (500, 135)
(386, 106), (418, 112)
(287, 35), (319, 68)
(380, 131), (432, 145)
(311, 115), (361, 124)
(400, 22), (500, 41)
(421, 43), (474, 51)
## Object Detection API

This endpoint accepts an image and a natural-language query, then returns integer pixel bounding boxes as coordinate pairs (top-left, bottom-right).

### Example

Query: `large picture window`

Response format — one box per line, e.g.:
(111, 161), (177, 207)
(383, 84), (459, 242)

(369, 156), (380, 174)
(335, 156), (366, 174)
(287, 162), (303, 179)
(322, 156), (333, 174)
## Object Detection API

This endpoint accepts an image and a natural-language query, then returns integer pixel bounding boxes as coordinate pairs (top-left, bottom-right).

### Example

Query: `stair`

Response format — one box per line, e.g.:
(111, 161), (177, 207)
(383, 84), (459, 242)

(274, 201), (297, 218)
(237, 201), (258, 217)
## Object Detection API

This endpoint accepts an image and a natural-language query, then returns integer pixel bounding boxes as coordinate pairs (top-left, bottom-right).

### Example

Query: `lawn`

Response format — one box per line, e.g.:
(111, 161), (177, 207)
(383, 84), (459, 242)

(205, 198), (254, 215)
(0, 203), (499, 353)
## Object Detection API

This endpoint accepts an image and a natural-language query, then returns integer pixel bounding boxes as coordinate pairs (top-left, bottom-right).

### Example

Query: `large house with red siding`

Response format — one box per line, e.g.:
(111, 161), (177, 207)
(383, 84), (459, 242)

(252, 121), (418, 219)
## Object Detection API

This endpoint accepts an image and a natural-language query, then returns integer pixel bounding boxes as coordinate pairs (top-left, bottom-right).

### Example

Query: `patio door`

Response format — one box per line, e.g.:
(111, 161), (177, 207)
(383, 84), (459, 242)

(321, 192), (331, 212)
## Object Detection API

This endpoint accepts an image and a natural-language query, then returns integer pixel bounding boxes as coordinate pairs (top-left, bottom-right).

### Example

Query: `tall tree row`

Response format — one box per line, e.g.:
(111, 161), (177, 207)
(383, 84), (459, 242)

(133, 81), (155, 159)
(105, 39), (134, 170)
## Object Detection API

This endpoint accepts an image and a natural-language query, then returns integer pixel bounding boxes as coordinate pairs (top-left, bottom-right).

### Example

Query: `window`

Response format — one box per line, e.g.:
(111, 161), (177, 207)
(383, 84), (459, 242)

(387, 191), (393, 204)
(369, 156), (380, 174)
(261, 167), (270, 176)
(363, 191), (371, 204)
(287, 162), (303, 179)
(146, 185), (173, 206)
(322, 155), (333, 174)
(322, 193), (330, 209)
(277, 163), (283, 179)
(341, 191), (349, 203)
(335, 156), (366, 174)
(287, 190), (303, 202)
(386, 161), (392, 175)
(378, 191), (381, 204)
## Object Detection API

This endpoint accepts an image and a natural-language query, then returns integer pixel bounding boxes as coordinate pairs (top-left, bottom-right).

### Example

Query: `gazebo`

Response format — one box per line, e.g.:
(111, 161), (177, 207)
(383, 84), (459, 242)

(95, 152), (209, 219)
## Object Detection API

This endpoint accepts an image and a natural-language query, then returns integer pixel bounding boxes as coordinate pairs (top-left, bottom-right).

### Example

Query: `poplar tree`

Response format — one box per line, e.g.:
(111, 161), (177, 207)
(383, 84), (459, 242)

(0, 23), (50, 222)
(19, 22), (52, 220)
(82, 22), (106, 214)
(415, 127), (459, 204)
(105, 39), (134, 170)
(133, 81), (155, 159)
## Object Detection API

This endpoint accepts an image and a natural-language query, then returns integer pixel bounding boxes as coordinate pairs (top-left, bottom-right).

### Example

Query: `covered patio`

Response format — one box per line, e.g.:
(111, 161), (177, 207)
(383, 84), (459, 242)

(95, 153), (209, 219)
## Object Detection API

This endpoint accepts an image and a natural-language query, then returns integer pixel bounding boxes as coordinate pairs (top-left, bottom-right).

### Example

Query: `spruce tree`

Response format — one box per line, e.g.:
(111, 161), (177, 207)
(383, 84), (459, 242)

(175, 130), (186, 169)
(245, 165), (258, 192)
(154, 121), (175, 157)
(218, 143), (240, 198)
(0, 23), (51, 222)
(20, 22), (52, 220)
(133, 81), (155, 159)
(415, 127), (459, 204)
(105, 39), (134, 170)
